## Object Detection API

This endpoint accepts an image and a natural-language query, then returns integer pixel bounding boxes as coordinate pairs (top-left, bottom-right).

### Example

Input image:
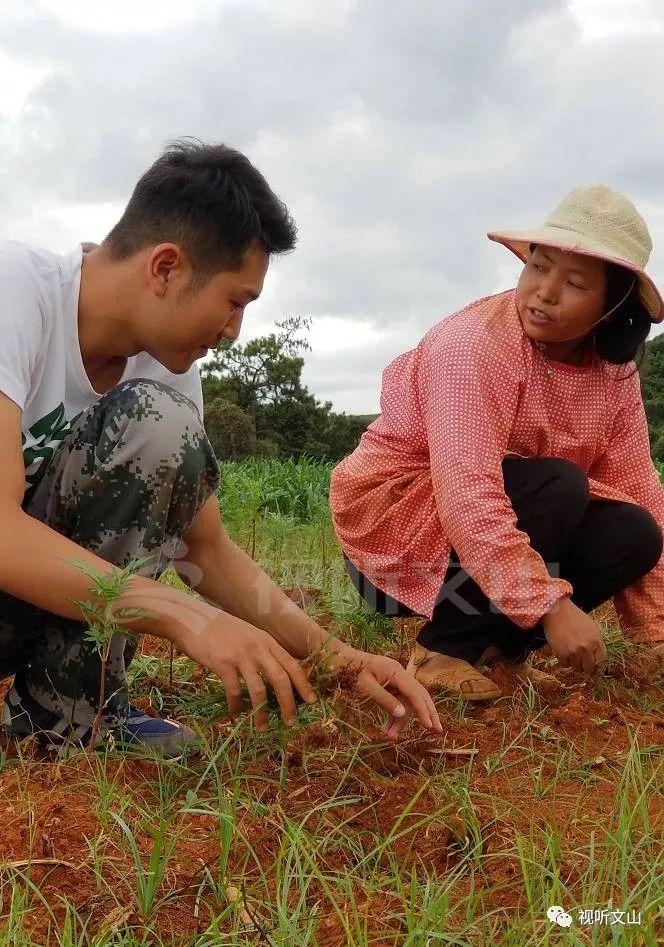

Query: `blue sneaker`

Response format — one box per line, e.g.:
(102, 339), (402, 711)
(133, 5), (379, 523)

(1, 680), (198, 759)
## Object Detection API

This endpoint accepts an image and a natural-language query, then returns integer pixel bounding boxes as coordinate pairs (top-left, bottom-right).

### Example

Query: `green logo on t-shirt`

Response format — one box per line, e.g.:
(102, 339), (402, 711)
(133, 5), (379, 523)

(22, 402), (80, 496)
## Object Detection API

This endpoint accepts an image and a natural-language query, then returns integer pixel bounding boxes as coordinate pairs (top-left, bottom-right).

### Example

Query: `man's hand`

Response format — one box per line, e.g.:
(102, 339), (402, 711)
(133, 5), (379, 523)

(542, 597), (607, 673)
(324, 644), (443, 740)
(172, 611), (318, 731)
(172, 607), (442, 738)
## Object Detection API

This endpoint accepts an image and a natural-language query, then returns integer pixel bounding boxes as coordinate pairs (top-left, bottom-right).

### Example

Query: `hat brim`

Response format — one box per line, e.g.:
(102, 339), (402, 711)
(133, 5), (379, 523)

(487, 227), (664, 323)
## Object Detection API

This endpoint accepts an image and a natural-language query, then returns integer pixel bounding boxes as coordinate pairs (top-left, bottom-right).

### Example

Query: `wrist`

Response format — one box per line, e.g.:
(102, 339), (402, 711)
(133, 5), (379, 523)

(316, 634), (357, 666)
(541, 595), (572, 629)
(118, 576), (220, 644)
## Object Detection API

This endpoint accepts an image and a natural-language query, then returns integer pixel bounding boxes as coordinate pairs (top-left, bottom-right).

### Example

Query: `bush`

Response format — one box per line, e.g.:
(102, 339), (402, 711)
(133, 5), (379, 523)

(256, 437), (280, 458)
(204, 398), (256, 460)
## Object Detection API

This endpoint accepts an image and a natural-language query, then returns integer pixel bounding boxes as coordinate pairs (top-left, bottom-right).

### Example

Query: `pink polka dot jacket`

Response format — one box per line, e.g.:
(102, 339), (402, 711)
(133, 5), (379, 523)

(330, 289), (664, 644)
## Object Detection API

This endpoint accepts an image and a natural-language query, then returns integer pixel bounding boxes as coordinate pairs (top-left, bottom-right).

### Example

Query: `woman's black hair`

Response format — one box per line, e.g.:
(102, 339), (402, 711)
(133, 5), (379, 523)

(593, 263), (651, 378)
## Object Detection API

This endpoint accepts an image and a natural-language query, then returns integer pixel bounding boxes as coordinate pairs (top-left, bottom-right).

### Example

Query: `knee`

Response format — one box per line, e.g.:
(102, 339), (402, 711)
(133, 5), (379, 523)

(504, 456), (589, 516)
(626, 505), (663, 575)
(95, 379), (218, 487)
(101, 379), (203, 439)
(545, 458), (590, 511)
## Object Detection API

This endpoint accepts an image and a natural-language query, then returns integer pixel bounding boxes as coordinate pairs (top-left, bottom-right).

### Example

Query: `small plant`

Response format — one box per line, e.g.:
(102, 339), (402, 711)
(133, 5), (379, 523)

(67, 556), (155, 749)
(109, 810), (178, 920)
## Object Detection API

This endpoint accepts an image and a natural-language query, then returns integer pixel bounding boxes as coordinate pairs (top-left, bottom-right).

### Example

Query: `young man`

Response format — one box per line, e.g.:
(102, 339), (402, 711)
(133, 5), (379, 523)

(0, 140), (442, 756)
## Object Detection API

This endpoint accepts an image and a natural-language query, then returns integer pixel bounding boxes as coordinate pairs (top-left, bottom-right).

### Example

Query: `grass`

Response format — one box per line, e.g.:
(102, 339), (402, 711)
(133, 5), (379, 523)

(0, 458), (661, 944)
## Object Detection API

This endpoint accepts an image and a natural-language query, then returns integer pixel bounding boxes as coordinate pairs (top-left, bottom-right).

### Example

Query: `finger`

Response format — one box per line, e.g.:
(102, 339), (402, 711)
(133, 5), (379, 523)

(240, 666), (270, 732)
(385, 708), (413, 741)
(273, 648), (318, 705)
(258, 655), (299, 725)
(581, 649), (596, 675)
(574, 651), (589, 674)
(220, 667), (243, 719)
(424, 690), (444, 733)
(384, 669), (439, 731)
(358, 673), (407, 721)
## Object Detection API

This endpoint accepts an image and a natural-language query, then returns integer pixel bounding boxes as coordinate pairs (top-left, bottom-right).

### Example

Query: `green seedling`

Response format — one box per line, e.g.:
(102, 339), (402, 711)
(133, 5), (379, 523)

(67, 555), (155, 749)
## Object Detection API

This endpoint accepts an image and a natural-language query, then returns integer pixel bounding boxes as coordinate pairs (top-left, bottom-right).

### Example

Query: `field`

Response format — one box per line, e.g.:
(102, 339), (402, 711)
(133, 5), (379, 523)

(0, 458), (662, 945)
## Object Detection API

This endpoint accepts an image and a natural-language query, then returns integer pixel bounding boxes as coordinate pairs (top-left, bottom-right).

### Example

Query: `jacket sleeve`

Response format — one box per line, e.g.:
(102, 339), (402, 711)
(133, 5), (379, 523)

(588, 369), (664, 644)
(416, 326), (573, 629)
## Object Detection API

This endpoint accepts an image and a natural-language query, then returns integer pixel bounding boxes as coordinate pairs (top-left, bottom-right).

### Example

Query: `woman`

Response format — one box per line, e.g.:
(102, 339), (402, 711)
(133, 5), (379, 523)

(330, 185), (664, 701)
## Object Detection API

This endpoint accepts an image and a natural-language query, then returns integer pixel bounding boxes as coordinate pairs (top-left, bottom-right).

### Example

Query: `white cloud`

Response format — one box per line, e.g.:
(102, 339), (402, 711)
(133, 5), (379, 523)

(570, 0), (664, 39)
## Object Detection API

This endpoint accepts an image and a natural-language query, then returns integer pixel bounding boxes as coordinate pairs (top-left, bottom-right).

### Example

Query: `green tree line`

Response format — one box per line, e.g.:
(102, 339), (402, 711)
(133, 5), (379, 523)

(201, 317), (376, 462)
(642, 333), (664, 462)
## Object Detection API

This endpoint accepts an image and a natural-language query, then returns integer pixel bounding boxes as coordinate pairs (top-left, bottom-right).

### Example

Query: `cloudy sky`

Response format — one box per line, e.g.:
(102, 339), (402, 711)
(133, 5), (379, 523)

(2, 0), (664, 413)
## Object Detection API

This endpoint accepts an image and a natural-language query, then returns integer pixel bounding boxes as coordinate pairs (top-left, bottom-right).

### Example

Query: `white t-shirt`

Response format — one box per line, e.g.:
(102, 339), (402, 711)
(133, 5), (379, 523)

(0, 241), (203, 499)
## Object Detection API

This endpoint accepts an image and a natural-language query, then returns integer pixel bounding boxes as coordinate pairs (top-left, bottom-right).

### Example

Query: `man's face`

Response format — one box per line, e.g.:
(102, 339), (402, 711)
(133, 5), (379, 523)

(145, 243), (268, 373)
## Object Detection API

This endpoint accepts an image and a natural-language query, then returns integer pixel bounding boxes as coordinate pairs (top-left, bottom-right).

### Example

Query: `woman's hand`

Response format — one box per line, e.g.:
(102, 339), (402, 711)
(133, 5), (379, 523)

(542, 597), (607, 673)
(324, 643), (444, 740)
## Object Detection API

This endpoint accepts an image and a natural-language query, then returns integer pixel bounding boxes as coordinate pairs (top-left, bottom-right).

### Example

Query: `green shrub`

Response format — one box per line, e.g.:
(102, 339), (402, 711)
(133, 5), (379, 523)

(204, 398), (256, 460)
(256, 437), (280, 458)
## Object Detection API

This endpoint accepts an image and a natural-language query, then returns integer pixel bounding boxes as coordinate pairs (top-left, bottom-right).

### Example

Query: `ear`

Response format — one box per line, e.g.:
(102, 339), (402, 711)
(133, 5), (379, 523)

(147, 244), (186, 297)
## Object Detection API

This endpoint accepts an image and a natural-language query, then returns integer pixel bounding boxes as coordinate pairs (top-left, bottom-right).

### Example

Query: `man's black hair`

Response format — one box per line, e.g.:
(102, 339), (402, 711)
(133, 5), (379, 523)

(104, 138), (297, 277)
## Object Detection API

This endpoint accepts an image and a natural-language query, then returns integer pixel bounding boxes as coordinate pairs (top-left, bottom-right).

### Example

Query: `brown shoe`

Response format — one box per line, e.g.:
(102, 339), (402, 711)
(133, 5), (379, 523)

(478, 648), (559, 686)
(512, 663), (559, 685)
(406, 644), (502, 701)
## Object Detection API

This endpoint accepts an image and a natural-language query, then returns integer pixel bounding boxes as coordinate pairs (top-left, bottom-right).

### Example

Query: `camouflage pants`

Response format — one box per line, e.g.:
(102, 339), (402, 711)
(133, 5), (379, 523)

(0, 379), (219, 727)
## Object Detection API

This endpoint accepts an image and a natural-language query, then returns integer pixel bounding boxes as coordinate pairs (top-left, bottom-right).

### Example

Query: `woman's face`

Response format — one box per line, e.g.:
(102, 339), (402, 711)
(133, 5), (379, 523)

(516, 245), (608, 344)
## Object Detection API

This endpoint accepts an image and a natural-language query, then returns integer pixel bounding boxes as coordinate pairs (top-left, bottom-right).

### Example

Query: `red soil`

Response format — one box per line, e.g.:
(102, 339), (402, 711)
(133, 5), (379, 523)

(0, 610), (661, 944)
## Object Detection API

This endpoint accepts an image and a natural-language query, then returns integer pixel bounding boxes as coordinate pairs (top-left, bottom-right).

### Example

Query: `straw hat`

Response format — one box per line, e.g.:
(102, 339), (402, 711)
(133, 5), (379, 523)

(487, 185), (664, 323)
